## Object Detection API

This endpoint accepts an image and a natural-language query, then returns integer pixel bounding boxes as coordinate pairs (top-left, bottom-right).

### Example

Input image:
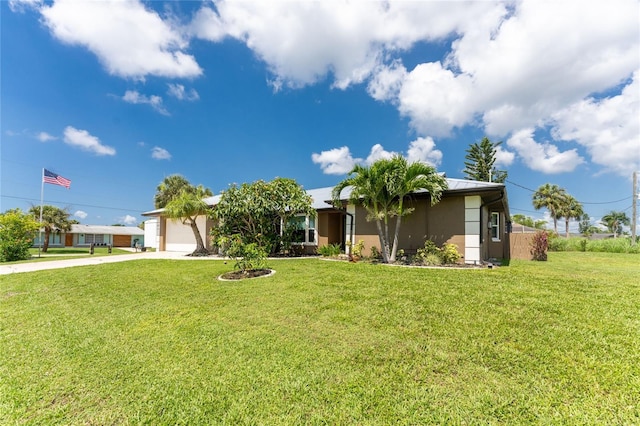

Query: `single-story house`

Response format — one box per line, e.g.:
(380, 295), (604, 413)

(33, 224), (145, 248)
(142, 177), (514, 263)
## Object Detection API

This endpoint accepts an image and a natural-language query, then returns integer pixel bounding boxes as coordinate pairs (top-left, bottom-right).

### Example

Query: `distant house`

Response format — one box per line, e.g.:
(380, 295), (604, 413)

(143, 177), (519, 263)
(33, 224), (144, 248)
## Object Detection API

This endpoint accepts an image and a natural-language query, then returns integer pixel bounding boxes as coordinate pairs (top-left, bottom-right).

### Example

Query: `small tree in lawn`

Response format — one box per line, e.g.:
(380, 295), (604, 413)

(0, 209), (40, 262)
(164, 186), (212, 256)
(28, 205), (72, 252)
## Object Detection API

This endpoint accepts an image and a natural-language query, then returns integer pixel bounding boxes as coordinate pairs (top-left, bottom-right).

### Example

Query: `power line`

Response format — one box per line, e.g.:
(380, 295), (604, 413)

(1, 194), (146, 214)
(505, 179), (632, 205)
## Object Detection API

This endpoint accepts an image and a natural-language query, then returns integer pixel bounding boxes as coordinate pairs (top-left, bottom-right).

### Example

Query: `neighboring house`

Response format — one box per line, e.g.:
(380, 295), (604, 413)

(33, 224), (145, 248)
(142, 177), (515, 263)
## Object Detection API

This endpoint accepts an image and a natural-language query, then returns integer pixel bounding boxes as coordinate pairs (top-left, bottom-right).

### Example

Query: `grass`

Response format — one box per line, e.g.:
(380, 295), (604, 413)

(1, 252), (639, 424)
(2, 247), (135, 264)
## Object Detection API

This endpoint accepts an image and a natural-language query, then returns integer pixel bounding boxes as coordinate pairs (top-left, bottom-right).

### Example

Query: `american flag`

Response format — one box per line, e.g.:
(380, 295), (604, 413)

(43, 169), (71, 189)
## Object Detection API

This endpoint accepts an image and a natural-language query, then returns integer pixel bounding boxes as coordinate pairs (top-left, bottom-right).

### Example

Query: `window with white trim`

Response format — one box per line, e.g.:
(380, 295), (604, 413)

(286, 215), (317, 245)
(490, 212), (500, 241)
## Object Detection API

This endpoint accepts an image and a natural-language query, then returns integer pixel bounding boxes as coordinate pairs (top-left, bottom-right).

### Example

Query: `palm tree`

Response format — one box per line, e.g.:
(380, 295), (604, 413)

(28, 205), (72, 252)
(333, 156), (447, 263)
(463, 137), (507, 183)
(601, 211), (630, 238)
(333, 159), (396, 262)
(164, 186), (212, 255)
(557, 195), (584, 238)
(387, 155), (447, 262)
(154, 174), (212, 209)
(532, 184), (567, 234)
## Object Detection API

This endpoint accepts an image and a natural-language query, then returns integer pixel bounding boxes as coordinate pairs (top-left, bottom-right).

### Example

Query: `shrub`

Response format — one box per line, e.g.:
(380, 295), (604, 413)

(440, 243), (461, 264)
(225, 234), (268, 273)
(0, 209), (39, 262)
(414, 240), (461, 265)
(421, 253), (442, 266)
(347, 239), (365, 258)
(318, 243), (342, 257)
(369, 245), (382, 260)
(530, 230), (548, 261)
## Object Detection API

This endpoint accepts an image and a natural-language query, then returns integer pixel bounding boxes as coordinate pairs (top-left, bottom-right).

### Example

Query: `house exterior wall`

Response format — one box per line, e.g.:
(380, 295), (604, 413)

(144, 218), (159, 249)
(164, 215), (209, 252)
(317, 211), (344, 249)
(350, 195), (501, 263)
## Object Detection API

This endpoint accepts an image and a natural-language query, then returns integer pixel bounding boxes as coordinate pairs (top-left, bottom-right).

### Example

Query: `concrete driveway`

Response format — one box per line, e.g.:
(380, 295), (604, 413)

(0, 250), (216, 275)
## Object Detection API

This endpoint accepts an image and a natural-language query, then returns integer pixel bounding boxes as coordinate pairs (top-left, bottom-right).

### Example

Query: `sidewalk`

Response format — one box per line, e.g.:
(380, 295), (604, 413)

(0, 250), (217, 275)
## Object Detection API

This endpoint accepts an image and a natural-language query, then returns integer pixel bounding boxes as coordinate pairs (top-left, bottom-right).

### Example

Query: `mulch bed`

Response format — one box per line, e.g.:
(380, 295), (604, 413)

(218, 269), (275, 281)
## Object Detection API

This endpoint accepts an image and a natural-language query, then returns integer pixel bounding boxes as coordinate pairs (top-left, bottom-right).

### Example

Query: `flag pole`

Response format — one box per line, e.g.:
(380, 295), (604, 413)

(38, 168), (44, 258)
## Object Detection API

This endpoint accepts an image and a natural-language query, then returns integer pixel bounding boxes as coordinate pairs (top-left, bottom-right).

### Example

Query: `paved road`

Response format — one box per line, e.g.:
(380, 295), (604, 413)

(0, 251), (216, 275)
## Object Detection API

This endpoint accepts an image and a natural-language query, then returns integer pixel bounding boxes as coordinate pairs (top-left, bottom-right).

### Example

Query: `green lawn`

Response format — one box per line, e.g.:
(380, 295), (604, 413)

(1, 253), (638, 424)
(4, 247), (135, 264)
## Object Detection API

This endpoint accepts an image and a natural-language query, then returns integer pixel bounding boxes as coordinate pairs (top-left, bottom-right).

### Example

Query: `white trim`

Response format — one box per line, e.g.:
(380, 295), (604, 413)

(464, 196), (481, 264)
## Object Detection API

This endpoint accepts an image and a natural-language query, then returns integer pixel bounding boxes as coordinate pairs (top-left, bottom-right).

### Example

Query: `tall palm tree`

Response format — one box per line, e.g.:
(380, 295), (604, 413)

(387, 155), (447, 262)
(333, 159), (396, 262)
(164, 185), (212, 255)
(154, 174), (212, 209)
(601, 211), (630, 238)
(333, 156), (447, 263)
(28, 205), (72, 252)
(557, 195), (584, 238)
(532, 184), (566, 234)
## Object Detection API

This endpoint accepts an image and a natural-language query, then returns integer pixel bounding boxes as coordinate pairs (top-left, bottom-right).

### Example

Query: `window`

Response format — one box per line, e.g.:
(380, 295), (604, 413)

(285, 215), (317, 245)
(490, 212), (500, 241)
(84, 234), (104, 244)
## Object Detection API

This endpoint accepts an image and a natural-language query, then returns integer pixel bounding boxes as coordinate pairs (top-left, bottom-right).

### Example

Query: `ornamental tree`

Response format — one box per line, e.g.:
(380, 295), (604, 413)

(213, 177), (314, 254)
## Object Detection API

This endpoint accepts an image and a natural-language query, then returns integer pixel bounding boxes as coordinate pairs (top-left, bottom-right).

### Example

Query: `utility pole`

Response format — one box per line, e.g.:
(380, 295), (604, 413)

(633, 171), (637, 246)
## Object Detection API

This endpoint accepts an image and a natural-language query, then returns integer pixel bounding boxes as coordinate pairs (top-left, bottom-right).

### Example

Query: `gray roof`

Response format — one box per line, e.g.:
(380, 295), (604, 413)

(142, 178), (505, 215)
(71, 224), (143, 236)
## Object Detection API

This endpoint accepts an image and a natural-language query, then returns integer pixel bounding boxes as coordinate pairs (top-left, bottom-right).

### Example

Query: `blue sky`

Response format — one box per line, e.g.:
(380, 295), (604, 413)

(2, 0), (639, 230)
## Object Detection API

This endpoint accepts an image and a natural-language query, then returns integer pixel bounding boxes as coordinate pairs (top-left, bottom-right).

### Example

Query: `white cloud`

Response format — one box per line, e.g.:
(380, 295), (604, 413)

(74, 210), (88, 219)
(8, 0), (42, 13)
(167, 83), (199, 101)
(39, 0), (201, 79)
(63, 126), (116, 156)
(365, 144), (396, 165)
(550, 71), (640, 177)
(367, 61), (407, 102)
(311, 146), (359, 175)
(397, 62), (476, 137)
(494, 146), (516, 168)
(406, 137), (443, 167)
(122, 90), (169, 115)
(151, 146), (172, 160)
(314, 138), (444, 174)
(191, 1), (502, 89)
(506, 129), (584, 174)
(37, 131), (57, 142)
(118, 215), (137, 226)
